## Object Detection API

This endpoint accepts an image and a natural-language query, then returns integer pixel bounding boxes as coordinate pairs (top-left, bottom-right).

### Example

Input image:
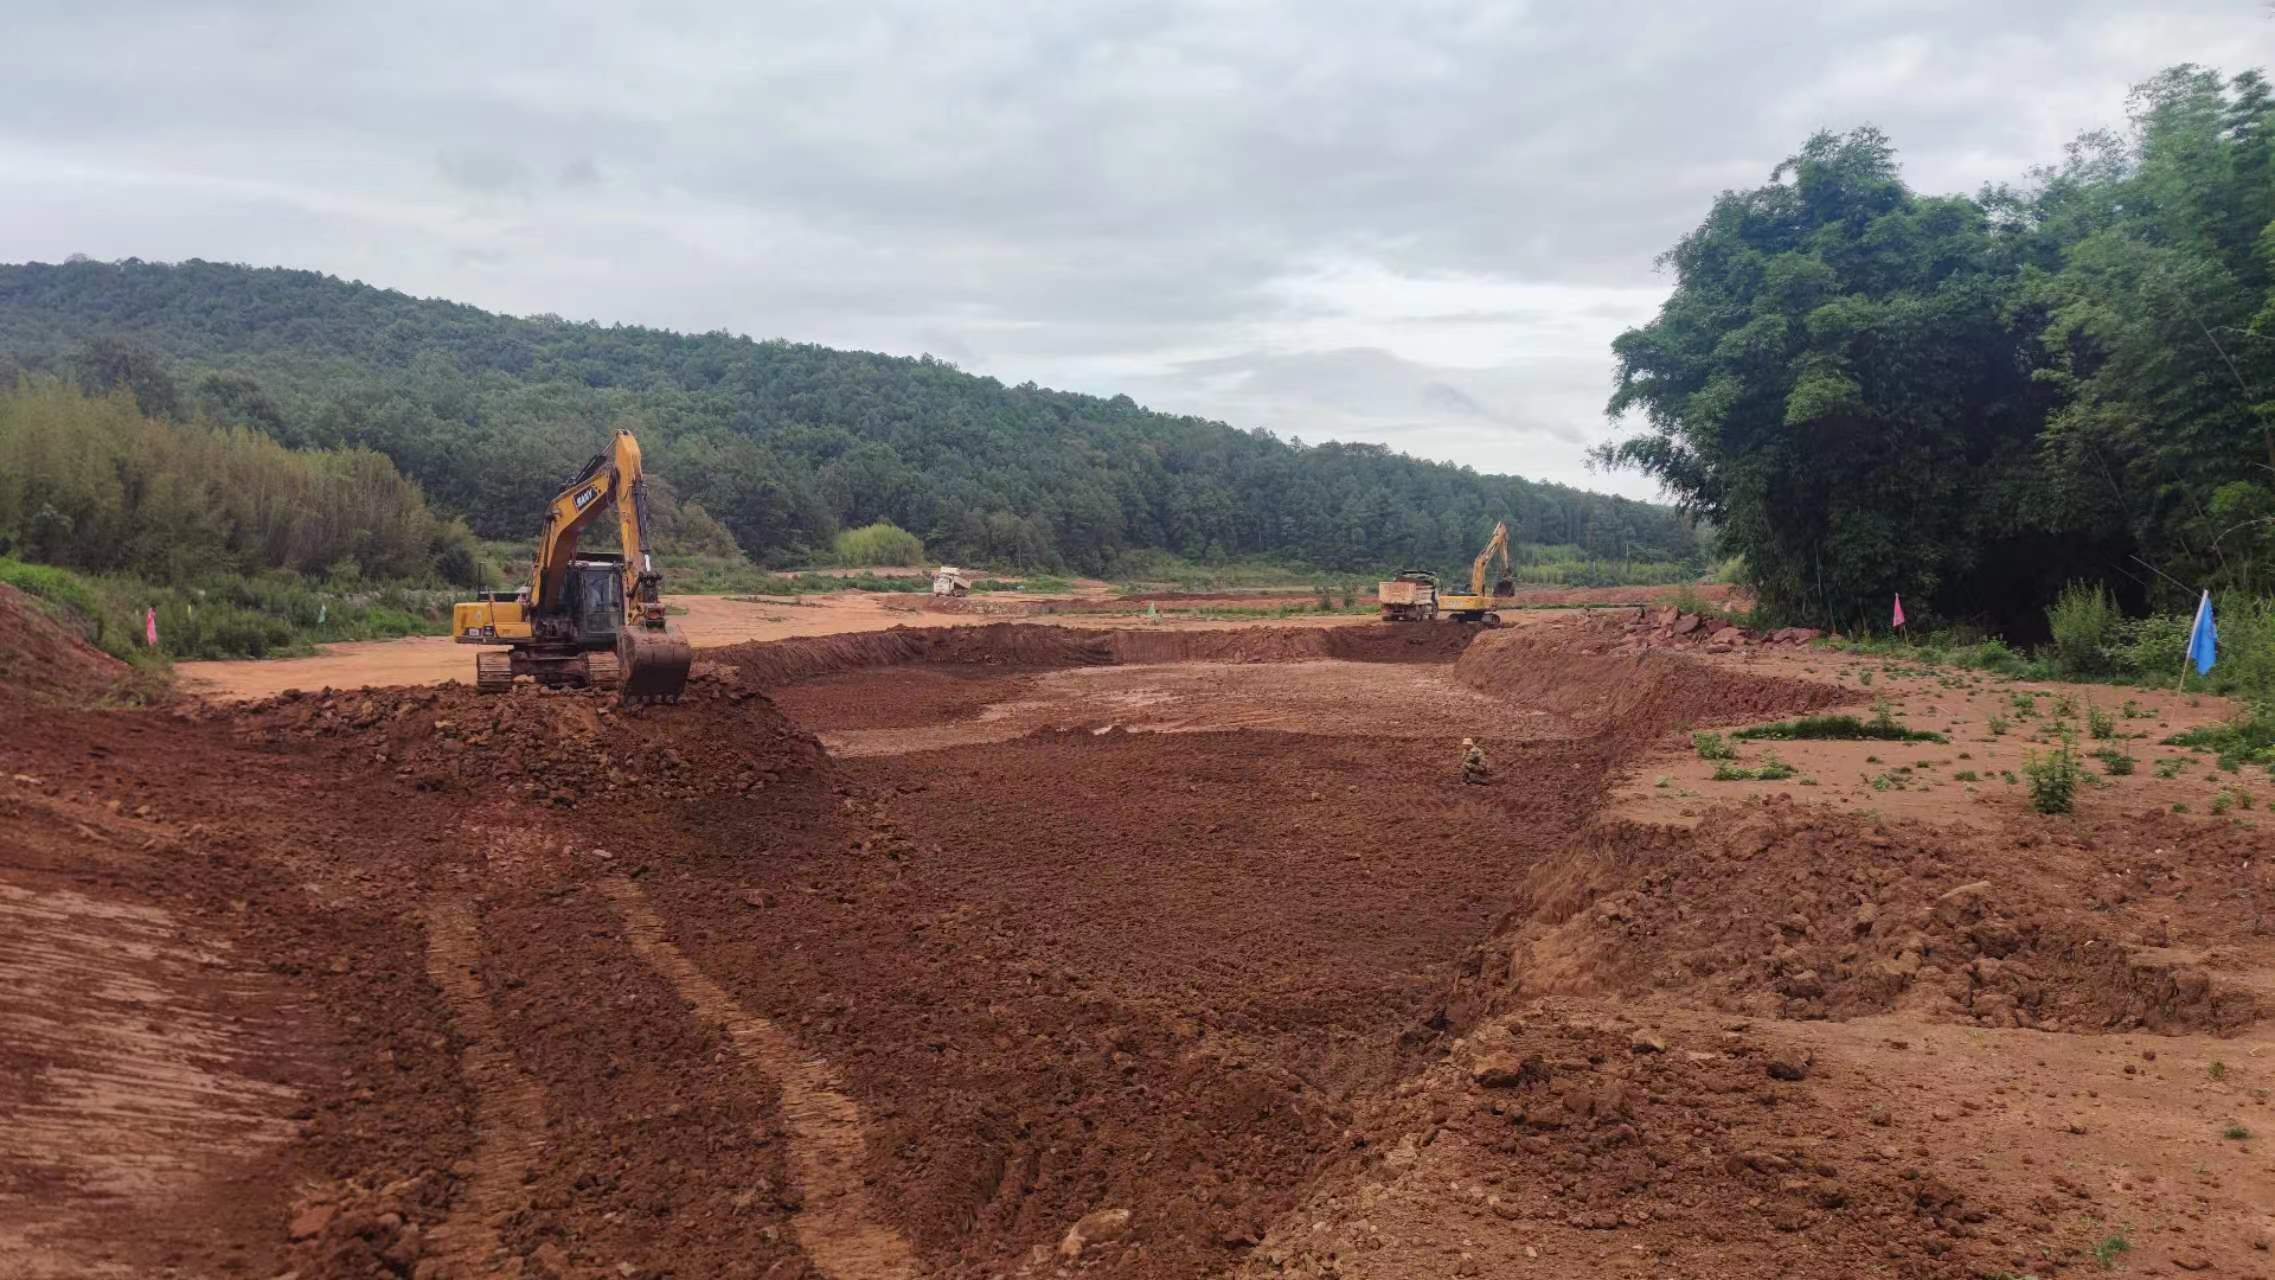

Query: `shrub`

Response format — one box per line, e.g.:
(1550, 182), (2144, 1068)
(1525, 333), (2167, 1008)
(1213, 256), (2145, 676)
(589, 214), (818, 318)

(2023, 733), (2083, 815)
(1692, 731), (1735, 760)
(2087, 704), (2115, 739)
(830, 522), (926, 567)
(2113, 612), (2189, 679)
(2046, 581), (2118, 676)
(1732, 713), (1944, 743)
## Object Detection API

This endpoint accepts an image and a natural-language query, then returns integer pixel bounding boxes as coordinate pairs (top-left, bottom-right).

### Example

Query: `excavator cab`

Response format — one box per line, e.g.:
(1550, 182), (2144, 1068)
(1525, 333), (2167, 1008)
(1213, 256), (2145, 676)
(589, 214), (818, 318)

(559, 557), (627, 649)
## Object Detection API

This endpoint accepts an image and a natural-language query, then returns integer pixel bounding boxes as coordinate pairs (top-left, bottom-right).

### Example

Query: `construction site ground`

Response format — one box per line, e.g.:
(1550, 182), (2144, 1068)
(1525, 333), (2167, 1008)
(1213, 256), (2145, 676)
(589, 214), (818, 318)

(5, 588), (2272, 1279)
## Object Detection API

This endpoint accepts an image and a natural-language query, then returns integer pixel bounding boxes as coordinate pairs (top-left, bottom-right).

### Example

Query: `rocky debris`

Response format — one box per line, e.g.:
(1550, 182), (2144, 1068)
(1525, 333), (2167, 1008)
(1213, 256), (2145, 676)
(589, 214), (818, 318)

(1444, 799), (2267, 1035)
(1247, 1021), (1996, 1277)
(1609, 607), (1823, 656)
(1057, 1206), (1133, 1259)
(232, 670), (829, 815)
(1765, 1049), (1814, 1081)
(1471, 1052), (1550, 1088)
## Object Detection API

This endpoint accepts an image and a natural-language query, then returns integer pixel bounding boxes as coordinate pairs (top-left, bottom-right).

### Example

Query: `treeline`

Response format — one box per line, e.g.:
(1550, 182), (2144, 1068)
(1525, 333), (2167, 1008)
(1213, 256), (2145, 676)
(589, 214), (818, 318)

(0, 377), (475, 584)
(0, 260), (1700, 577)
(1604, 65), (2274, 632)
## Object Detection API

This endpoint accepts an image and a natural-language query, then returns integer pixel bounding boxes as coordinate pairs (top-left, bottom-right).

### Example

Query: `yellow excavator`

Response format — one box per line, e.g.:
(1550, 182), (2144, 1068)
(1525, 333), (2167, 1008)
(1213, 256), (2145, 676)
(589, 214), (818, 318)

(1435, 520), (1517, 624)
(451, 429), (693, 702)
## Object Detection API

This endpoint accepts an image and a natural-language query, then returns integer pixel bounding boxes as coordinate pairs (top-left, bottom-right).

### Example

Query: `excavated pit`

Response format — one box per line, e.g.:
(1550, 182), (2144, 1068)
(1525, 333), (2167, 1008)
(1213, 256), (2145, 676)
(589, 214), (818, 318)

(6, 612), (2272, 1279)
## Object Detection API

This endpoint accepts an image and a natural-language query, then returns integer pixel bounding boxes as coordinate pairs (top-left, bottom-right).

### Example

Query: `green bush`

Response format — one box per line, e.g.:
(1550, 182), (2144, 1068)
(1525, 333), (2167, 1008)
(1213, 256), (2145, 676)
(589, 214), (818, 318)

(830, 521), (926, 567)
(2023, 733), (2083, 815)
(1732, 713), (1944, 743)
(2046, 581), (2118, 676)
(2113, 612), (2189, 679)
(1692, 731), (1736, 760)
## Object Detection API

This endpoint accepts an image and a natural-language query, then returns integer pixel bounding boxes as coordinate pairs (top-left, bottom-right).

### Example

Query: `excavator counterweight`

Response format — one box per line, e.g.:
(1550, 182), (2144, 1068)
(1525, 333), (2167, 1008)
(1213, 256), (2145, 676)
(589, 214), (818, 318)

(451, 429), (692, 702)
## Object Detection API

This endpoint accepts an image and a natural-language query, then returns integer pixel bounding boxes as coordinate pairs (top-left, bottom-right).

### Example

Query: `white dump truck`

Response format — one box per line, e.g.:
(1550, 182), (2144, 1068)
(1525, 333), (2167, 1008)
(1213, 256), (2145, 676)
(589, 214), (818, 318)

(931, 566), (972, 597)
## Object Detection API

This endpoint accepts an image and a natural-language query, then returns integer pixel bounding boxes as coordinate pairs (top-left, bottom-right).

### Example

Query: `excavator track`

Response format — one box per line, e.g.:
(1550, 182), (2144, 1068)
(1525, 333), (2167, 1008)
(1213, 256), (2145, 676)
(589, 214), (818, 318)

(474, 650), (514, 695)
(583, 650), (622, 691)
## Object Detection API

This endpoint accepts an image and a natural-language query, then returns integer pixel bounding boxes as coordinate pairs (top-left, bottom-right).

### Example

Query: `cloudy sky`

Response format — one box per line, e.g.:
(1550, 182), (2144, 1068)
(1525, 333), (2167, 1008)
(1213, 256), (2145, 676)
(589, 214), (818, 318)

(3, 1), (2269, 497)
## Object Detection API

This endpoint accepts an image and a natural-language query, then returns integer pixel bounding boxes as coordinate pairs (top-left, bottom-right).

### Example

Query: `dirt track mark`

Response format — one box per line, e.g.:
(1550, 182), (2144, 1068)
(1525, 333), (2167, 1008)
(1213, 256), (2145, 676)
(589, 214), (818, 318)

(601, 877), (919, 1280)
(0, 880), (299, 1277)
(421, 900), (549, 1273)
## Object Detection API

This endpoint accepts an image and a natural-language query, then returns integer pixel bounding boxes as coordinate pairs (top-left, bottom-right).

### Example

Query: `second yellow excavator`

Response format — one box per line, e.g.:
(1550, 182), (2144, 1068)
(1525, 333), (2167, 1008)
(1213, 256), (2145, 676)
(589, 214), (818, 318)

(1435, 520), (1516, 624)
(450, 429), (693, 702)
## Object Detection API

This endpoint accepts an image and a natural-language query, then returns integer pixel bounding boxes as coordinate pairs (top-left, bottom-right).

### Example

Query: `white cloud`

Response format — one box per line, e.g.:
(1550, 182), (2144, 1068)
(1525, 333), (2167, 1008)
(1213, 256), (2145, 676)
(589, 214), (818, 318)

(0, 0), (2268, 503)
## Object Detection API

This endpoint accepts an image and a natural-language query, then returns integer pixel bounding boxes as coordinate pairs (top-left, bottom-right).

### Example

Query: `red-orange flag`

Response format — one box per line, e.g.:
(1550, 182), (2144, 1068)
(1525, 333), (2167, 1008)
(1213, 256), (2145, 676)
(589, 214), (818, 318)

(1891, 594), (1906, 629)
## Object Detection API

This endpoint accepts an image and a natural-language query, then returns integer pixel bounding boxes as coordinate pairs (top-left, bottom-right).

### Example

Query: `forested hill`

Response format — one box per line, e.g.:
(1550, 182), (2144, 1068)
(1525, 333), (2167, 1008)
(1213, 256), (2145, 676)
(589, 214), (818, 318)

(0, 258), (1693, 575)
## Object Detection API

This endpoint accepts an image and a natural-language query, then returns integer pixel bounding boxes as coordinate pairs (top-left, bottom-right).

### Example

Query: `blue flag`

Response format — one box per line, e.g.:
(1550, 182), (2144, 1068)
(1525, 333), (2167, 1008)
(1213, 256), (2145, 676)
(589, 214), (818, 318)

(2187, 590), (2217, 675)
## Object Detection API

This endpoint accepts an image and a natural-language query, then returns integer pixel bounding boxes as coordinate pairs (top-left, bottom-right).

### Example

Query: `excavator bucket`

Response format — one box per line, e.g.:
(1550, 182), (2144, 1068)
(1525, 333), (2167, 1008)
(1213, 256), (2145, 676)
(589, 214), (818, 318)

(616, 624), (692, 703)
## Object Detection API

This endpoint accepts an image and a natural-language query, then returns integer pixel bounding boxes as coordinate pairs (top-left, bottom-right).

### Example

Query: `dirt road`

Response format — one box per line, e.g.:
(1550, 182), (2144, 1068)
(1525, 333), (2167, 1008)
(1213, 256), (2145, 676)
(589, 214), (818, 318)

(6, 601), (2272, 1279)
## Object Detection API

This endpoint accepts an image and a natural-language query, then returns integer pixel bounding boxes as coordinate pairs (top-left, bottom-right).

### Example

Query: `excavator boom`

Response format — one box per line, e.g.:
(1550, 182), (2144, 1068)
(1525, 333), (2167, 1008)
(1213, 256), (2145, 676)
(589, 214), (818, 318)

(1435, 520), (1516, 624)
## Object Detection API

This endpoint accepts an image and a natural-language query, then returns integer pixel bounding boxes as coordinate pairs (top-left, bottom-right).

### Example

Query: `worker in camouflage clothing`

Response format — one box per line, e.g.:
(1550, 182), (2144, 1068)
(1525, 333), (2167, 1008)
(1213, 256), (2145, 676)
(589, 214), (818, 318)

(1460, 737), (1490, 785)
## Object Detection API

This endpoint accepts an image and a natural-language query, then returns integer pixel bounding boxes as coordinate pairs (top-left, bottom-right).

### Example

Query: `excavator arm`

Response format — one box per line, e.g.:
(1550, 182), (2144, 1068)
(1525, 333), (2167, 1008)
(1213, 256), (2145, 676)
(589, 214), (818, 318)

(1468, 520), (1513, 598)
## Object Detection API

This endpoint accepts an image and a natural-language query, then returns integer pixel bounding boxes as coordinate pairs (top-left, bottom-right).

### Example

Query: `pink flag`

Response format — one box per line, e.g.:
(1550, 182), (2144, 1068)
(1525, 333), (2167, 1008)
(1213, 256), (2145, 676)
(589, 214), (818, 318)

(1891, 594), (1906, 629)
(144, 606), (158, 649)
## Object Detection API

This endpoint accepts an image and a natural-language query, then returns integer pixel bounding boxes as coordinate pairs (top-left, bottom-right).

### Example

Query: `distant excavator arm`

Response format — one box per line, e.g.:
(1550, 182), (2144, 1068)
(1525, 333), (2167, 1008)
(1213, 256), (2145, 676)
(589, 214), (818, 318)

(1468, 520), (1513, 598)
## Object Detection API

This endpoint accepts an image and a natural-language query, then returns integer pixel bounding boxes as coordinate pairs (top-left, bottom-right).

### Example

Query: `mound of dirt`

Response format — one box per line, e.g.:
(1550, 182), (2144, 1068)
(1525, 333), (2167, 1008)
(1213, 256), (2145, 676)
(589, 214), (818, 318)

(229, 667), (830, 826)
(0, 583), (131, 703)
(1454, 622), (1850, 749)
(714, 621), (1481, 686)
(1445, 798), (2267, 1037)
(1254, 1016), (1997, 1278)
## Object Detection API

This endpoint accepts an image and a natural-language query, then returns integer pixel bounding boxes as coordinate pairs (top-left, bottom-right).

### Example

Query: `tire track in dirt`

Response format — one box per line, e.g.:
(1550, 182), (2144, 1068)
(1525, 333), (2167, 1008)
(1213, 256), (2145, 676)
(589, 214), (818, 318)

(0, 880), (297, 1278)
(420, 900), (549, 1275)
(600, 877), (919, 1280)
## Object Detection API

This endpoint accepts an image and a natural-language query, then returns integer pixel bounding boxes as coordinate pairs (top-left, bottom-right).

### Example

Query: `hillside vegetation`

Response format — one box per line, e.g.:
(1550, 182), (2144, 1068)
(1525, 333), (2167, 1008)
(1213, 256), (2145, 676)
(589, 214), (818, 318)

(0, 261), (1697, 578)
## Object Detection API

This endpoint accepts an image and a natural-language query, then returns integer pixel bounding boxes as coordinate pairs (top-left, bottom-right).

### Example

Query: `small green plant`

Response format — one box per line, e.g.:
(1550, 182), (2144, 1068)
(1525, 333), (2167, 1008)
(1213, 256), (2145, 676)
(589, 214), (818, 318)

(2052, 693), (2078, 719)
(2223, 1121), (2250, 1140)
(1953, 770), (1980, 782)
(1654, 775), (1672, 789)
(2091, 1226), (2132, 1269)
(1712, 751), (1798, 782)
(1987, 715), (2010, 737)
(2023, 732), (2083, 815)
(2011, 691), (2038, 718)
(2087, 704), (2115, 739)
(2154, 757), (2189, 779)
(1858, 668), (1874, 686)
(2208, 1060), (2226, 1081)
(2091, 747), (2135, 777)
(2001, 770), (2018, 784)
(1692, 731), (1735, 760)
(2212, 790), (2236, 815)
(2122, 699), (2148, 719)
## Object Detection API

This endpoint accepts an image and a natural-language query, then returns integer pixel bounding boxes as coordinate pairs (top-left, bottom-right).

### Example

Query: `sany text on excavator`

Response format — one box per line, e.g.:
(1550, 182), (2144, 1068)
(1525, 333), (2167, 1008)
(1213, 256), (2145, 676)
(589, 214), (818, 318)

(1434, 519), (1516, 624)
(451, 429), (693, 702)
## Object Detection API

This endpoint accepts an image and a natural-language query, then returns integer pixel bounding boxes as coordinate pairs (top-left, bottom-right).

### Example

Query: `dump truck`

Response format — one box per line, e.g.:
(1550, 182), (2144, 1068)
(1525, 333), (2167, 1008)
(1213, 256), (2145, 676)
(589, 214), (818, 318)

(931, 566), (972, 597)
(1377, 569), (1439, 621)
